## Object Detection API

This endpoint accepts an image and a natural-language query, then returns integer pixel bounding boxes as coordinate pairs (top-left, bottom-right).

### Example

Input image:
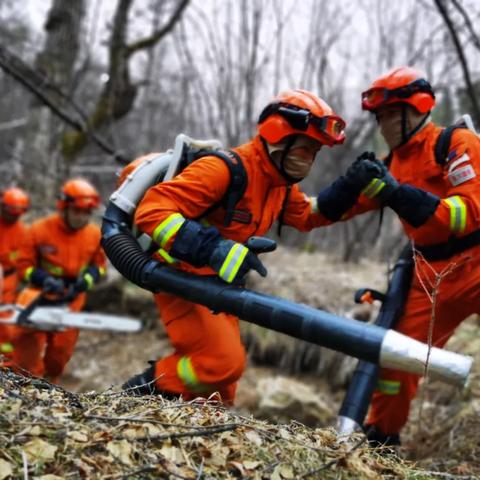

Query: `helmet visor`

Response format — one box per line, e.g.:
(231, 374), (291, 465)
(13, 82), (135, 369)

(362, 79), (435, 110)
(2, 204), (28, 216)
(260, 103), (346, 143)
(64, 195), (99, 210)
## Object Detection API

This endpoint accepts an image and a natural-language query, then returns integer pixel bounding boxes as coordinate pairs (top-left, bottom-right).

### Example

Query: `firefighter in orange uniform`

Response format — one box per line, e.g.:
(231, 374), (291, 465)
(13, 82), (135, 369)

(315, 66), (480, 445)
(0, 188), (30, 358)
(11, 178), (106, 382)
(122, 90), (347, 403)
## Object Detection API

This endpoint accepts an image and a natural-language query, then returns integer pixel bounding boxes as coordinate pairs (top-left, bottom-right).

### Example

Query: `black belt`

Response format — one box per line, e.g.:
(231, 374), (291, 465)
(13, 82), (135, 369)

(417, 230), (480, 261)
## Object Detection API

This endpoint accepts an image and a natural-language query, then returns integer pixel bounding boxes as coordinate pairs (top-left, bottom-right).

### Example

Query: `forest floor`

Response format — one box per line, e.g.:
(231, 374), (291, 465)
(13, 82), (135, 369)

(1, 246), (479, 478)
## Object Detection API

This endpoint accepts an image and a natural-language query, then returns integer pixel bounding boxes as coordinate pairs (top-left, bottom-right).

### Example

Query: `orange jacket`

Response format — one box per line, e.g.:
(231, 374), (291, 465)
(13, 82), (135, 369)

(0, 218), (28, 275)
(0, 218), (28, 303)
(134, 135), (328, 273)
(342, 123), (480, 246)
(17, 213), (106, 281)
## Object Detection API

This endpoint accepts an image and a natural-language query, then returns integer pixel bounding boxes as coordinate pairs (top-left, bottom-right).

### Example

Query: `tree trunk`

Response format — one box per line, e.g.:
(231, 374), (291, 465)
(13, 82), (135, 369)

(19, 0), (85, 207)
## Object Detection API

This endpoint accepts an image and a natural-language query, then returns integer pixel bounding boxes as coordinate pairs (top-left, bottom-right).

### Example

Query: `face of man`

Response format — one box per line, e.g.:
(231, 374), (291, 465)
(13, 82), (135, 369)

(63, 206), (92, 230)
(0, 206), (22, 224)
(269, 135), (323, 181)
(376, 104), (426, 150)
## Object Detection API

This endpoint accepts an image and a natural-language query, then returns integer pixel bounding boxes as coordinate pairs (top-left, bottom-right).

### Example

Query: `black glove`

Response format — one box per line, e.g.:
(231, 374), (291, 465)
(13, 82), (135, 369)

(42, 276), (65, 294)
(346, 152), (400, 203)
(72, 276), (90, 294)
(208, 239), (267, 284)
(344, 152), (385, 193)
(73, 266), (101, 294)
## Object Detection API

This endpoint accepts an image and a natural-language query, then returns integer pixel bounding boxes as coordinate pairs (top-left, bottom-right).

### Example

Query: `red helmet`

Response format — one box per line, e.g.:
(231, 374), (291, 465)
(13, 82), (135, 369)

(361, 66), (435, 114)
(257, 89), (346, 147)
(1, 187), (30, 216)
(58, 178), (100, 211)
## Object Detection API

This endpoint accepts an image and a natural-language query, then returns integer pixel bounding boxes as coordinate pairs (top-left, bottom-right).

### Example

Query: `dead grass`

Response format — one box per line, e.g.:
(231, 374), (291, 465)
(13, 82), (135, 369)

(0, 369), (434, 479)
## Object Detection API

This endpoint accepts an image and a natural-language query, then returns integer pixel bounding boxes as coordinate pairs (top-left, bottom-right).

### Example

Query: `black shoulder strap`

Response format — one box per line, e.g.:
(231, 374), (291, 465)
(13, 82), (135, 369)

(194, 149), (248, 226)
(434, 124), (468, 166)
(276, 185), (291, 238)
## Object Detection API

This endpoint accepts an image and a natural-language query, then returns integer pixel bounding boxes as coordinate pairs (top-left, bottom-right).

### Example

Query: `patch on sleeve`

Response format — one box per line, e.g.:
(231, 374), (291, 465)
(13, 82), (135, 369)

(447, 152), (471, 173)
(448, 163), (476, 186)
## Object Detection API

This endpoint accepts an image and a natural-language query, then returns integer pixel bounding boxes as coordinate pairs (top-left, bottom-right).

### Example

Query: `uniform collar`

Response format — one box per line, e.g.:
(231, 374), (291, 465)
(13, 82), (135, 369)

(393, 121), (437, 156)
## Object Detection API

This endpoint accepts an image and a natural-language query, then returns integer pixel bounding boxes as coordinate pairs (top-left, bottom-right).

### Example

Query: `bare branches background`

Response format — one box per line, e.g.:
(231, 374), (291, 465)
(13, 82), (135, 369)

(0, 0), (479, 259)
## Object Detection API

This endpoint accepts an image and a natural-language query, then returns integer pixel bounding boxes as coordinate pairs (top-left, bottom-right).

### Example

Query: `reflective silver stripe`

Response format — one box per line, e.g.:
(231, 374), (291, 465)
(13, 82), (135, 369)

(219, 243), (248, 283)
(309, 196), (319, 214)
(445, 196), (467, 233)
(152, 213), (185, 248)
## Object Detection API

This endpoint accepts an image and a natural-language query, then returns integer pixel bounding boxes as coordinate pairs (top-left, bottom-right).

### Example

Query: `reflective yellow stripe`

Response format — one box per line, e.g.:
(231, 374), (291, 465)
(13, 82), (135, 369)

(8, 251), (18, 261)
(362, 178), (386, 198)
(152, 213), (185, 248)
(99, 266), (106, 277)
(445, 196), (467, 233)
(40, 259), (64, 276)
(0, 342), (14, 354)
(376, 379), (401, 395)
(84, 273), (95, 289)
(157, 248), (176, 264)
(25, 266), (34, 281)
(177, 356), (208, 392)
(219, 243), (248, 283)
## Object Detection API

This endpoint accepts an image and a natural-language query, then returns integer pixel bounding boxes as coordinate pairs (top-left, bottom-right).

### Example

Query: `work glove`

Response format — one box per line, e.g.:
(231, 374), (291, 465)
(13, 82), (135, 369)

(73, 266), (100, 294)
(42, 276), (65, 295)
(355, 152), (399, 203)
(208, 239), (267, 284)
(344, 152), (385, 193)
(72, 276), (90, 294)
(351, 153), (437, 226)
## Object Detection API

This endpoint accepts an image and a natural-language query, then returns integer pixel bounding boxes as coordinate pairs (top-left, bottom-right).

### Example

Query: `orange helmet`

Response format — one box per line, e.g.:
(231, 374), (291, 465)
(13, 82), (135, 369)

(58, 178), (100, 211)
(257, 89), (346, 147)
(361, 66), (435, 113)
(1, 187), (30, 216)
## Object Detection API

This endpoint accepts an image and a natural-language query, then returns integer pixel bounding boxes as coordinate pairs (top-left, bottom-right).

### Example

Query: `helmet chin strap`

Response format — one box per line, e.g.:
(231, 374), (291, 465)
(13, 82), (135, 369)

(397, 106), (430, 149)
(263, 136), (304, 184)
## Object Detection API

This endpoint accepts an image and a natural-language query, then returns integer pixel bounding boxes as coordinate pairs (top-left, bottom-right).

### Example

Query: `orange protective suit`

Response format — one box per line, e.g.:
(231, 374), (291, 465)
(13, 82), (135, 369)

(10, 213), (106, 381)
(341, 123), (480, 435)
(0, 217), (29, 360)
(134, 135), (328, 402)
(0, 217), (29, 304)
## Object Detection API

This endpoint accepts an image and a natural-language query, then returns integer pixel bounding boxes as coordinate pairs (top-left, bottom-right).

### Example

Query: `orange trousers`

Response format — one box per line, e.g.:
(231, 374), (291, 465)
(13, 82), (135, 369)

(0, 272), (20, 363)
(8, 288), (86, 382)
(153, 292), (247, 404)
(367, 246), (480, 435)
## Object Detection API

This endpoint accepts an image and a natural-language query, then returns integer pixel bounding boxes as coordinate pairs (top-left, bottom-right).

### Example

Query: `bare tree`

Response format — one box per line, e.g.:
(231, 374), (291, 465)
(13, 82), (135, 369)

(61, 0), (190, 162)
(434, 0), (480, 125)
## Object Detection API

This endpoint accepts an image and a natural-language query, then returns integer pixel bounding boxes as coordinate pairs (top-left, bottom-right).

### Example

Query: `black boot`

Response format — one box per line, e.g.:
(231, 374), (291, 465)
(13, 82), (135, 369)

(364, 424), (401, 448)
(122, 362), (157, 395)
(122, 361), (179, 399)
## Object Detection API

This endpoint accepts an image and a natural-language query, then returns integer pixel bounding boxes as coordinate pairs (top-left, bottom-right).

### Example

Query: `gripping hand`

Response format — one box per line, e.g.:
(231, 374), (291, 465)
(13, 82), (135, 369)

(209, 239), (267, 284)
(42, 276), (65, 294)
(344, 152), (385, 192)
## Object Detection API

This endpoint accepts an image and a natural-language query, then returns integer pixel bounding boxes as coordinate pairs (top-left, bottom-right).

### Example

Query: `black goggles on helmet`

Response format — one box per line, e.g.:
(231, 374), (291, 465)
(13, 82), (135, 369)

(361, 79), (435, 110)
(258, 102), (346, 143)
